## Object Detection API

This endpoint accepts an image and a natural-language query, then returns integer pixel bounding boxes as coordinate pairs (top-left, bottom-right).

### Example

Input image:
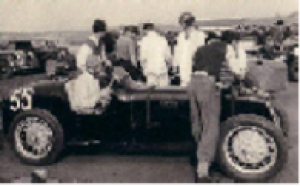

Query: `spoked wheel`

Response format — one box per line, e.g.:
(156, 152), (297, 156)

(218, 114), (287, 182)
(9, 109), (64, 165)
(225, 126), (277, 173)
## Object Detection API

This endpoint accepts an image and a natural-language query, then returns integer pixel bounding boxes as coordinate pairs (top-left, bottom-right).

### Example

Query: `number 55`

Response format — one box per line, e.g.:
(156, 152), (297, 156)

(10, 88), (33, 111)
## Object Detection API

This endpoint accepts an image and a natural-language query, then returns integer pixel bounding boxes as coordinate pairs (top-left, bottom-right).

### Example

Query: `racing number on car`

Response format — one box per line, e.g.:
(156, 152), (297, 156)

(10, 88), (33, 111)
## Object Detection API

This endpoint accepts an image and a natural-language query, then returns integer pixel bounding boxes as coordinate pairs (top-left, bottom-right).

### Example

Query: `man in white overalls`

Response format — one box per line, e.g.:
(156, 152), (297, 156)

(65, 20), (110, 114)
(173, 12), (206, 86)
(138, 23), (172, 86)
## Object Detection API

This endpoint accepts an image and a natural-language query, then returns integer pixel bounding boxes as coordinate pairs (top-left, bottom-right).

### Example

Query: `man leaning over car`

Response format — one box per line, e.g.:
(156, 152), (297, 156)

(189, 29), (247, 182)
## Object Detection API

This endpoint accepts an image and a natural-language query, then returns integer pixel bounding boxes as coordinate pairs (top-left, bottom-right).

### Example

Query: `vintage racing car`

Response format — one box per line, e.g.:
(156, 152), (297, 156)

(1, 67), (289, 182)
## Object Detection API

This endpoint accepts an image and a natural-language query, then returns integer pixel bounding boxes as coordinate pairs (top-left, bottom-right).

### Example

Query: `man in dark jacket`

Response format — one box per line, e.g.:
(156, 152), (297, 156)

(189, 31), (247, 182)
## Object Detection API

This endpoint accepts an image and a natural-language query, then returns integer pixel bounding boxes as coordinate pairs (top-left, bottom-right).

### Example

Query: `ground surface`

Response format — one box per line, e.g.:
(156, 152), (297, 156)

(0, 72), (298, 183)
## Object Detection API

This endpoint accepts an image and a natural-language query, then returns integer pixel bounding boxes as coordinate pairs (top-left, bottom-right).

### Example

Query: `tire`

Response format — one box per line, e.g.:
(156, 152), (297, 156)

(273, 104), (289, 137)
(218, 114), (287, 182)
(8, 109), (64, 165)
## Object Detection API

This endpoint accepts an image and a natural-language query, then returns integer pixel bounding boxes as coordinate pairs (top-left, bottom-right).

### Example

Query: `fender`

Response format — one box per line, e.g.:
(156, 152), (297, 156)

(224, 93), (280, 128)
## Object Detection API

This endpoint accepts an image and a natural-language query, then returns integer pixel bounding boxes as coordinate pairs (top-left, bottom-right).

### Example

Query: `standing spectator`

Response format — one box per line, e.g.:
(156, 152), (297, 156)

(273, 19), (285, 51)
(130, 26), (146, 82)
(139, 23), (172, 86)
(116, 26), (142, 80)
(166, 31), (178, 55)
(173, 12), (206, 86)
(190, 31), (247, 182)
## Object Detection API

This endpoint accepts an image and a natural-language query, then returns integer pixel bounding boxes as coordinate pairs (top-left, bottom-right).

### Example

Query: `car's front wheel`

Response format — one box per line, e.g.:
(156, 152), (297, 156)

(9, 109), (64, 165)
(218, 114), (287, 182)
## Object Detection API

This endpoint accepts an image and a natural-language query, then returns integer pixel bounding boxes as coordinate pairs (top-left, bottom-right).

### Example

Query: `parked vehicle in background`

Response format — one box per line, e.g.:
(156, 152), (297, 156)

(0, 39), (76, 79)
(0, 42), (40, 79)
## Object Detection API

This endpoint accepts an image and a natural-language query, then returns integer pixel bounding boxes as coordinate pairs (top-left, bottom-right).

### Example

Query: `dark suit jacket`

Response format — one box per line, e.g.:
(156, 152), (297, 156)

(193, 41), (227, 80)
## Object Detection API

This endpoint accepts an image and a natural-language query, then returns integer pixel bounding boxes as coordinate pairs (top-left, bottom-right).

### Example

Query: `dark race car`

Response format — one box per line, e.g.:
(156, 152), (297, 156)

(1, 65), (288, 182)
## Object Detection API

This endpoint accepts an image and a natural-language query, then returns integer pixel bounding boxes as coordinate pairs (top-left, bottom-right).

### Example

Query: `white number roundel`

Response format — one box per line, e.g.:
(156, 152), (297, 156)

(10, 88), (33, 111)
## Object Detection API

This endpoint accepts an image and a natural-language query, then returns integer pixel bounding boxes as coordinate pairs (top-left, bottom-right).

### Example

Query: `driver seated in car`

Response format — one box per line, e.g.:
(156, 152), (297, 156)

(138, 23), (172, 87)
(65, 19), (110, 114)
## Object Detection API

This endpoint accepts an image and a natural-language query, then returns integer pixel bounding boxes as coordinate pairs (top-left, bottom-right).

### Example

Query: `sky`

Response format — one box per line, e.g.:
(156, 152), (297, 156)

(0, 0), (298, 32)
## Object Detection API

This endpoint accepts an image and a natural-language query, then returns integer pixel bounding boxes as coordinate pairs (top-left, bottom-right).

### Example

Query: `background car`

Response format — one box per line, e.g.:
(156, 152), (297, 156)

(0, 39), (76, 79)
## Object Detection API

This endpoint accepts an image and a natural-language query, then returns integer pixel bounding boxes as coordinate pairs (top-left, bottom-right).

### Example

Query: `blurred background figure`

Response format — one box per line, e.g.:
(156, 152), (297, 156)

(115, 26), (145, 81)
(166, 31), (178, 55)
(272, 19), (285, 52)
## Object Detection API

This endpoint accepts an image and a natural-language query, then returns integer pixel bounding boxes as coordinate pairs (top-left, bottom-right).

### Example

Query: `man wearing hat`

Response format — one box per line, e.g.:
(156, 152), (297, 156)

(273, 19), (285, 51)
(173, 12), (206, 86)
(138, 23), (172, 86)
(66, 19), (109, 114)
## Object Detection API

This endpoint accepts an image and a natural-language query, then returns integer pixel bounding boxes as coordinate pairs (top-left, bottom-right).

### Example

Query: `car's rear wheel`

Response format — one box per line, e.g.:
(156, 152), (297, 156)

(218, 114), (287, 182)
(9, 109), (64, 165)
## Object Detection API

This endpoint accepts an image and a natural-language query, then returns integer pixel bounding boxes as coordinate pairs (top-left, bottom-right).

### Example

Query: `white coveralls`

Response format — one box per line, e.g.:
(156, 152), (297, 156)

(173, 29), (206, 86)
(226, 43), (248, 78)
(139, 31), (172, 87)
(65, 35), (106, 114)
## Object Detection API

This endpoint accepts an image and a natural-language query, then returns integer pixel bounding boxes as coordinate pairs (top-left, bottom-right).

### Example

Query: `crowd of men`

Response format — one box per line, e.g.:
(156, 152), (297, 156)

(236, 20), (298, 59)
(64, 11), (249, 183)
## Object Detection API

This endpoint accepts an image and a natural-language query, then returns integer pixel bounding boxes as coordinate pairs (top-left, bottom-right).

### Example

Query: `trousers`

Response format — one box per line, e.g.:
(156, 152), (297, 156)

(187, 74), (221, 163)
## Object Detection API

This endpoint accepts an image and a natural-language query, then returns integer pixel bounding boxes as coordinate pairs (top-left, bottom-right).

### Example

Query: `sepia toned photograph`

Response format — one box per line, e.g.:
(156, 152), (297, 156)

(0, 0), (298, 183)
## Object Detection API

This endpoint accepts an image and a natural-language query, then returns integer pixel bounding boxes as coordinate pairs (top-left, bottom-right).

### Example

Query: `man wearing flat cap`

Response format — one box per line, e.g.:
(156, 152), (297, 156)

(138, 23), (172, 86)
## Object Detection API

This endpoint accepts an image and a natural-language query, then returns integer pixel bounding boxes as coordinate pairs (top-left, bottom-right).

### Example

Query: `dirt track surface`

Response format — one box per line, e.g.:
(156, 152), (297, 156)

(0, 73), (298, 183)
